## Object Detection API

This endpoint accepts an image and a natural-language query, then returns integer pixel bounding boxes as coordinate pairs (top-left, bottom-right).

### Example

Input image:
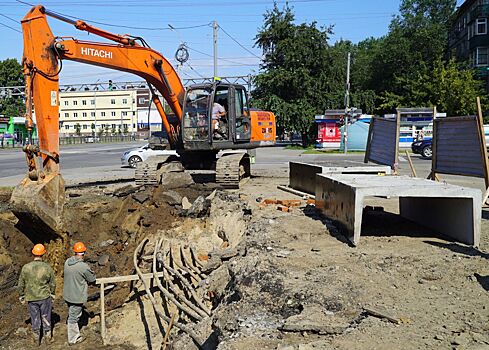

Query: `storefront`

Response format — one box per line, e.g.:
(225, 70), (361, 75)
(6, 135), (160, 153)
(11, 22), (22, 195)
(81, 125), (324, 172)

(0, 116), (37, 146)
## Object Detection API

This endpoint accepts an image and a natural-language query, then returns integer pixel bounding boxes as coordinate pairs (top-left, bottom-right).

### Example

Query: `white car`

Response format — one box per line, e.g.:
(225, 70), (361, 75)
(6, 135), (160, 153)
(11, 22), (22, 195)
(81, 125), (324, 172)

(121, 144), (178, 168)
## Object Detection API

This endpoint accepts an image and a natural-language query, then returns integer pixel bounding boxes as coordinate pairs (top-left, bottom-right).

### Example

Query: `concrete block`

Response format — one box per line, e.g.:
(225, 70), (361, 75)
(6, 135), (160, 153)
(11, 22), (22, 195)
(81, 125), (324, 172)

(315, 174), (481, 247)
(289, 162), (391, 195)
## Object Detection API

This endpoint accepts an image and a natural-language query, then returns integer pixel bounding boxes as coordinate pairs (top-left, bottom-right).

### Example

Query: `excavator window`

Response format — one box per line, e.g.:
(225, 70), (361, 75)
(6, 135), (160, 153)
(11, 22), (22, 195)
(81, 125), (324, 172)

(234, 88), (251, 141)
(183, 88), (211, 142)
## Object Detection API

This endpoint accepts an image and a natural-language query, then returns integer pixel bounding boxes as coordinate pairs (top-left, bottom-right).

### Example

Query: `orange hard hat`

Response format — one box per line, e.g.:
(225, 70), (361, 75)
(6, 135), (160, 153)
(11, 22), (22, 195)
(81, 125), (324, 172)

(32, 244), (46, 256)
(73, 242), (87, 253)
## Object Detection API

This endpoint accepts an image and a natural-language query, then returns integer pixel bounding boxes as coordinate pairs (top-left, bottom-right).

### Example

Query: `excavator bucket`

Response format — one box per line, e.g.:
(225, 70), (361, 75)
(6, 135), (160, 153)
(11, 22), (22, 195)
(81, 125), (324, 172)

(10, 173), (65, 240)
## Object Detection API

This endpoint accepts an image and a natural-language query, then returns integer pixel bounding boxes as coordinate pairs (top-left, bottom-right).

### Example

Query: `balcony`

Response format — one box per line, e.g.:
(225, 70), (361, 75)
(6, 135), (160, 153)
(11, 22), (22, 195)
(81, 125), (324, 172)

(471, 5), (489, 20)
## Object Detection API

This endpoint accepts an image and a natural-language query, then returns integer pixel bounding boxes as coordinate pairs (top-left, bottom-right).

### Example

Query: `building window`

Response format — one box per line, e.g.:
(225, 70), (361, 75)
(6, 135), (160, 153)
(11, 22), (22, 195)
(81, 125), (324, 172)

(138, 98), (145, 104)
(91, 99), (95, 105)
(101, 112), (106, 117)
(82, 100), (87, 105)
(64, 113), (69, 118)
(477, 47), (489, 66)
(73, 101), (78, 106)
(65, 125), (69, 130)
(91, 112), (95, 117)
(101, 124), (106, 128)
(111, 111), (116, 117)
(83, 124), (88, 129)
(64, 101), (69, 106)
(476, 18), (487, 35)
(111, 124), (116, 129)
(133, 124), (136, 128)
(122, 98), (128, 104)
(111, 99), (116, 105)
(122, 111), (128, 116)
(133, 111), (136, 116)
(82, 112), (87, 117)
(73, 112), (78, 118)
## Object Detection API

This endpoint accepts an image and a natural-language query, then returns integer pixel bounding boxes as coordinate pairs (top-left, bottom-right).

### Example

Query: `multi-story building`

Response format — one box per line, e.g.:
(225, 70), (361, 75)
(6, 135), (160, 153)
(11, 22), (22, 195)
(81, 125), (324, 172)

(58, 89), (138, 136)
(449, 0), (489, 91)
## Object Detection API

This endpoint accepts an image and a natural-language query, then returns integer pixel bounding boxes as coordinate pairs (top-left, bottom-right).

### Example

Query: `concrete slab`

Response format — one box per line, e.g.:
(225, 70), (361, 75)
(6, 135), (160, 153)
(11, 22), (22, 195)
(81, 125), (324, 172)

(315, 174), (481, 247)
(289, 162), (391, 194)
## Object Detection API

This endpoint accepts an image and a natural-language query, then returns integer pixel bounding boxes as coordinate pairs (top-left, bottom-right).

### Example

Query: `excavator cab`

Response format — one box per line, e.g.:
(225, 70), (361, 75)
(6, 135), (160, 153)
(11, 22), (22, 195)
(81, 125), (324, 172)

(181, 83), (251, 150)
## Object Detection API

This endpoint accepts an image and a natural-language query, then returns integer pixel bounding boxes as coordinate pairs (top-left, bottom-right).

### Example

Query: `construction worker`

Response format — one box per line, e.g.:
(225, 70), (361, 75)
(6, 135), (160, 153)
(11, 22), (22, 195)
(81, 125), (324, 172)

(63, 242), (96, 345)
(18, 243), (56, 346)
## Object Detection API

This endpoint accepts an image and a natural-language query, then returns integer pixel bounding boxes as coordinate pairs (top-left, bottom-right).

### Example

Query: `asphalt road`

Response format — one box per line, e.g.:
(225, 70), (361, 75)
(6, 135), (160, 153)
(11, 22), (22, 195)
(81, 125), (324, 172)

(0, 141), (146, 186)
(0, 141), (439, 187)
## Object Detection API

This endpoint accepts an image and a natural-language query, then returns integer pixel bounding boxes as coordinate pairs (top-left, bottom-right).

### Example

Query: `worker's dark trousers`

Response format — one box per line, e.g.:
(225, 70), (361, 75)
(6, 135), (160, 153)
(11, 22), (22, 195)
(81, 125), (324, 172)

(28, 297), (52, 334)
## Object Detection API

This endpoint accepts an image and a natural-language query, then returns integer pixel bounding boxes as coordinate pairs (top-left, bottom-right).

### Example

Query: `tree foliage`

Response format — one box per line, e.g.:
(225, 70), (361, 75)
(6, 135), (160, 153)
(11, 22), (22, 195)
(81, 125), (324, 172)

(253, 0), (486, 140)
(0, 58), (25, 118)
(253, 3), (334, 145)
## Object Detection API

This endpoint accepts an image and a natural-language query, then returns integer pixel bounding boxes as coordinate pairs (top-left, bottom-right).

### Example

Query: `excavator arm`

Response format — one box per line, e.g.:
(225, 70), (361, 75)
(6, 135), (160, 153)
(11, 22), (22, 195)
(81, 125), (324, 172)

(11, 5), (186, 239)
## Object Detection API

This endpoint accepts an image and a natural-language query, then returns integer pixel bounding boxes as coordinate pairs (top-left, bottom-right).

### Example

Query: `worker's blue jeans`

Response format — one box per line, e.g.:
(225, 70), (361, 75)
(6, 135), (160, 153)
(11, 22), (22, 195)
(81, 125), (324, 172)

(28, 297), (52, 334)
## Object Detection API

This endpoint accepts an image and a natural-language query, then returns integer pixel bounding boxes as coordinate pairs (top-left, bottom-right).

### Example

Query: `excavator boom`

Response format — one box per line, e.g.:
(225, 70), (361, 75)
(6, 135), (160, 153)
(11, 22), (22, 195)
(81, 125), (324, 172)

(11, 5), (186, 239)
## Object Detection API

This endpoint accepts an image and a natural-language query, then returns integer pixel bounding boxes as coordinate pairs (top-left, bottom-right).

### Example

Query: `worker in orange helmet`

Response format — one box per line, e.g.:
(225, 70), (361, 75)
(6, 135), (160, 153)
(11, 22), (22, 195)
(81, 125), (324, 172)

(62, 242), (96, 345)
(18, 243), (56, 346)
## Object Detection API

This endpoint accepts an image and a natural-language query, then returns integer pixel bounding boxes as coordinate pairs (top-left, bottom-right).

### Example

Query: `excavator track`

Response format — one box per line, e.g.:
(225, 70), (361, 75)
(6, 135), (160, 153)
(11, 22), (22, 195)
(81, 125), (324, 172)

(135, 155), (171, 186)
(215, 153), (251, 189)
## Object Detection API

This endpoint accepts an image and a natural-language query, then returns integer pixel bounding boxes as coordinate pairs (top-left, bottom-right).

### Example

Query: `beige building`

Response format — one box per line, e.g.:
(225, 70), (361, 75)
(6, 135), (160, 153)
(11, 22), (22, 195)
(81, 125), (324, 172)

(58, 89), (138, 136)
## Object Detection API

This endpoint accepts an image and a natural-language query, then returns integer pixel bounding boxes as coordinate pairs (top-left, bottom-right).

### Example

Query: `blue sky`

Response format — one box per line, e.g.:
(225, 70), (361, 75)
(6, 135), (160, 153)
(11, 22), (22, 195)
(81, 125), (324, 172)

(0, 0), (466, 84)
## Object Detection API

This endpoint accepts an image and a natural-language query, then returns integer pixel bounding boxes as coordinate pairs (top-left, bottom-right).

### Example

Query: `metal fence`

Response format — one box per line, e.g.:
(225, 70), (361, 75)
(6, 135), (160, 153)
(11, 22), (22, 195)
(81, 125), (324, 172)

(0, 135), (138, 148)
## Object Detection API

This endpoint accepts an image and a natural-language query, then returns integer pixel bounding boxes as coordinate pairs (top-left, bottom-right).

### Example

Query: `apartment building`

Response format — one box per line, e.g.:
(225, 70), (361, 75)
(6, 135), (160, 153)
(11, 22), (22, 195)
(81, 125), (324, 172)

(449, 0), (489, 91)
(58, 89), (138, 136)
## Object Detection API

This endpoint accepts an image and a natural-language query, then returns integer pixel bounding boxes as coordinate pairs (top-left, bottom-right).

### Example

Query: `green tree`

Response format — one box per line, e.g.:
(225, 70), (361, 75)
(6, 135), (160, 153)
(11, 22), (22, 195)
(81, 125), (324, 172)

(0, 59), (25, 118)
(380, 58), (487, 116)
(369, 0), (457, 111)
(253, 3), (333, 146)
(74, 123), (81, 136)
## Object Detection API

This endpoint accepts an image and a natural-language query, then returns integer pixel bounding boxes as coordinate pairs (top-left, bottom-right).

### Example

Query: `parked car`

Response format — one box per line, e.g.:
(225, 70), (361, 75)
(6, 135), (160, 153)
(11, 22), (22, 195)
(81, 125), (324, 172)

(411, 139), (432, 158)
(121, 144), (177, 168)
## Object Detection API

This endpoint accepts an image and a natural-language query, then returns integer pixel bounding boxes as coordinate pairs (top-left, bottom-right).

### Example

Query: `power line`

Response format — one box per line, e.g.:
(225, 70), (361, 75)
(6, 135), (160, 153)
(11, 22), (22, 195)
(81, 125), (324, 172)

(0, 20), (21, 33)
(217, 24), (260, 59)
(0, 13), (18, 23)
(15, 1), (212, 31)
(186, 45), (259, 67)
(185, 61), (205, 78)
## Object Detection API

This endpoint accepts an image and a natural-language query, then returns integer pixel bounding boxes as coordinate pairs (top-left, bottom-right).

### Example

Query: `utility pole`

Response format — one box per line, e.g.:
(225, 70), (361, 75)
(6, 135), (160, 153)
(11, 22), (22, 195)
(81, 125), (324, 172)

(213, 20), (218, 79)
(344, 52), (351, 154)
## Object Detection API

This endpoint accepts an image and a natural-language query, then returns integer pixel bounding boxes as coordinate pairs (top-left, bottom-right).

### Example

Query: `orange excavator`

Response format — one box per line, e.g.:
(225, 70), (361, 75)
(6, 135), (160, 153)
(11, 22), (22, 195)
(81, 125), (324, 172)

(11, 5), (276, 238)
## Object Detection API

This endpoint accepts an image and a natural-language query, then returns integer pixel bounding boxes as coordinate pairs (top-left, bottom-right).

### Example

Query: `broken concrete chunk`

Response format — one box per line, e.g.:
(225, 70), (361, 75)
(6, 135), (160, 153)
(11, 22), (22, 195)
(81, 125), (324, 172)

(209, 247), (239, 260)
(206, 189), (217, 201)
(132, 191), (150, 204)
(98, 254), (110, 266)
(160, 171), (194, 189)
(182, 197), (192, 210)
(185, 196), (211, 218)
(281, 304), (351, 335)
(113, 185), (139, 197)
(201, 255), (222, 274)
(205, 264), (231, 298)
(99, 239), (114, 248)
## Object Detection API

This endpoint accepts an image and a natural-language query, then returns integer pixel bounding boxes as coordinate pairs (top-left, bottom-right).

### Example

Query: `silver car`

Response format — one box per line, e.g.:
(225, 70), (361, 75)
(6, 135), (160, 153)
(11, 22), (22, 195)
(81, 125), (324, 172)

(121, 144), (178, 168)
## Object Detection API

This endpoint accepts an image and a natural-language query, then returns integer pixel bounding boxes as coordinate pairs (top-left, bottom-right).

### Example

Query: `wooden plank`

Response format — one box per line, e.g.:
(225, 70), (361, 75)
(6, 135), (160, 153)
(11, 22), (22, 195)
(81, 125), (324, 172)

(477, 97), (489, 190)
(364, 117), (375, 164)
(405, 150), (417, 177)
(431, 107), (438, 181)
(96, 271), (165, 284)
(394, 110), (401, 174)
(101, 282), (106, 343)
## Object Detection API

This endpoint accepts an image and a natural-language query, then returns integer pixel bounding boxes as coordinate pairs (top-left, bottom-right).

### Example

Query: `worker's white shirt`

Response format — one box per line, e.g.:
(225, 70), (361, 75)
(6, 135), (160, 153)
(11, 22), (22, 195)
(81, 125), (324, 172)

(212, 103), (225, 120)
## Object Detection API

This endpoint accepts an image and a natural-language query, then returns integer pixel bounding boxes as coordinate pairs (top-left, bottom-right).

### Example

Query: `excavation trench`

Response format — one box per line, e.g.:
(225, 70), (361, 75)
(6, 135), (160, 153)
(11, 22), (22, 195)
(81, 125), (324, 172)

(0, 180), (250, 349)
